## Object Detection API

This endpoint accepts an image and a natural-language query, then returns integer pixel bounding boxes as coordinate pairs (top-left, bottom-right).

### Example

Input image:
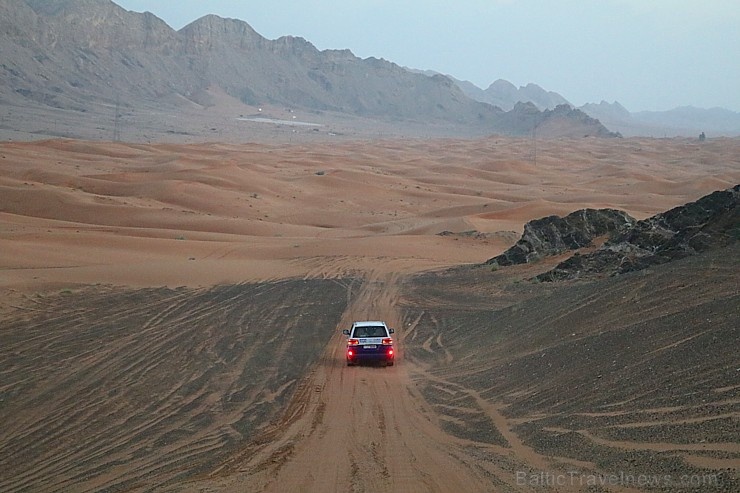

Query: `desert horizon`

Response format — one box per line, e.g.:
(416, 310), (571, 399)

(2, 135), (737, 292)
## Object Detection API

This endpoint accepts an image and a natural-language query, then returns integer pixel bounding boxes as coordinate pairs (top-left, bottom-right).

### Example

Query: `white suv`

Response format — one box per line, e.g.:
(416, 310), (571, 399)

(342, 321), (395, 366)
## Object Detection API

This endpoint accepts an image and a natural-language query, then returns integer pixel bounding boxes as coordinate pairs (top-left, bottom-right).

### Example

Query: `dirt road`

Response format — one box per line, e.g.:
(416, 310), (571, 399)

(187, 274), (567, 493)
(2, 257), (737, 492)
(180, 249), (739, 493)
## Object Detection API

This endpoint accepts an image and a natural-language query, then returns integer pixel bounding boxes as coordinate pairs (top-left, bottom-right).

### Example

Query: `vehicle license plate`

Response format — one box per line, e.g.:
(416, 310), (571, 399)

(365, 345), (377, 349)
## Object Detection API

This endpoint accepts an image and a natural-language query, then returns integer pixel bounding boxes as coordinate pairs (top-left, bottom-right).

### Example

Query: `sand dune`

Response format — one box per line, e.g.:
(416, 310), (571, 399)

(1, 136), (738, 492)
(1, 136), (738, 291)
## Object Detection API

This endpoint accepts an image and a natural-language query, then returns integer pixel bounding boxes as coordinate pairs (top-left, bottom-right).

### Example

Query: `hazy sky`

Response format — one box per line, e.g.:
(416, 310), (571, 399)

(114, 0), (740, 112)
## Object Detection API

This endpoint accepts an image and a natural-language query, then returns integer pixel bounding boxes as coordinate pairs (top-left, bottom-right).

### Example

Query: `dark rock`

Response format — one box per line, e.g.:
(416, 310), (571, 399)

(438, 230), (517, 241)
(538, 184), (740, 281)
(486, 209), (635, 266)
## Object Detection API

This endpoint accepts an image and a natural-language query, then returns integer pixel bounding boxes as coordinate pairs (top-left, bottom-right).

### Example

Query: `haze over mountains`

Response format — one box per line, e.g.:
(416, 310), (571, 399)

(2, 0), (738, 141)
(579, 101), (740, 138)
(448, 76), (740, 138)
(1, 0), (617, 141)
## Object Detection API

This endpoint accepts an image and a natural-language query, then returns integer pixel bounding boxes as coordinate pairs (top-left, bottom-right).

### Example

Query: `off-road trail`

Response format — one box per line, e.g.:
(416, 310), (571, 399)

(187, 273), (572, 493)
(3, 138), (737, 492)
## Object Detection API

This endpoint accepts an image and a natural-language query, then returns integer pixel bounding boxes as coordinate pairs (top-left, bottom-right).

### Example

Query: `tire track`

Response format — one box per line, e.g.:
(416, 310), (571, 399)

(0, 280), (349, 492)
(189, 273), (501, 492)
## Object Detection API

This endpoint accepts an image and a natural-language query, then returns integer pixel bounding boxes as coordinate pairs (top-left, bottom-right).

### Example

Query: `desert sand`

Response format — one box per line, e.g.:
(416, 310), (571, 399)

(2, 136), (738, 290)
(1, 136), (738, 492)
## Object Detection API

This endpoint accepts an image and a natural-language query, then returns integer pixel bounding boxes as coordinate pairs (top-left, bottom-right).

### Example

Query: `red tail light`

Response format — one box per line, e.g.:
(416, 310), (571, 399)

(382, 338), (393, 345)
(387, 348), (394, 356)
(348, 350), (354, 357)
(348, 339), (359, 346)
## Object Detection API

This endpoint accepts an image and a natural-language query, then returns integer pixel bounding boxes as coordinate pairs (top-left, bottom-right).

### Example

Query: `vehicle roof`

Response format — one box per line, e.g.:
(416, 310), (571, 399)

(352, 321), (387, 327)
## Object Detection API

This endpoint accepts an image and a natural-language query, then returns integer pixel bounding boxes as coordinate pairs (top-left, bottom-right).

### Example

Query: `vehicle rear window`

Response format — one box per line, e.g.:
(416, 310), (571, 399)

(353, 326), (386, 337)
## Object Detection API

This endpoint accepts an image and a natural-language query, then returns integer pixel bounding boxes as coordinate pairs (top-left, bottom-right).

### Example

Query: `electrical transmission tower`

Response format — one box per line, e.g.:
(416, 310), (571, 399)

(113, 95), (121, 141)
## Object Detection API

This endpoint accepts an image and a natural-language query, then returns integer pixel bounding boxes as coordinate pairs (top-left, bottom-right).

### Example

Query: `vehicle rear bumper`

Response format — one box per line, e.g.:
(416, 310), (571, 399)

(347, 345), (394, 363)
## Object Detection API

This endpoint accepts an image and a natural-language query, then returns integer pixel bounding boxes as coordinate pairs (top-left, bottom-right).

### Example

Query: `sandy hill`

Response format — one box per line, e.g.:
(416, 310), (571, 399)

(2, 136), (737, 289)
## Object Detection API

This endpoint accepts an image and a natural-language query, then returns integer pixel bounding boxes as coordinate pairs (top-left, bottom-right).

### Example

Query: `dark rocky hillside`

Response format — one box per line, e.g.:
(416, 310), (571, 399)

(0, 0), (616, 139)
(538, 184), (740, 280)
(405, 244), (739, 493)
(487, 185), (739, 280)
(487, 208), (636, 266)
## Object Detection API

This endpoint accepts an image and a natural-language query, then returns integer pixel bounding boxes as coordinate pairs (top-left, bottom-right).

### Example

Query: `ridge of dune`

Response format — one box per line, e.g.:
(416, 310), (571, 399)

(1, 136), (739, 291)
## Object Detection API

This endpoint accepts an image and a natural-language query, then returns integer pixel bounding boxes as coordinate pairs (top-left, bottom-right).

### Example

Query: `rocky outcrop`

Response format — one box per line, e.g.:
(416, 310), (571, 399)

(486, 209), (636, 266)
(537, 104), (623, 138)
(494, 103), (620, 138)
(439, 230), (519, 242)
(536, 185), (740, 281)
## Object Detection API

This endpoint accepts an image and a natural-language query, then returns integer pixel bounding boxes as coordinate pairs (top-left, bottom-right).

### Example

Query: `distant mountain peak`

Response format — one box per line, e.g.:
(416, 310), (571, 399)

(488, 79), (517, 91)
(20, 0), (177, 51)
(180, 14), (263, 39)
(459, 78), (571, 111)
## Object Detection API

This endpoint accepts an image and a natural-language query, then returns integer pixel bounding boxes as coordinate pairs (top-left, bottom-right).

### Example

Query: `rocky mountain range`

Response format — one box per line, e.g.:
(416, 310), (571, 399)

(448, 76), (740, 137)
(0, 0), (616, 140)
(456, 78), (571, 112)
(411, 71), (572, 112)
(432, 71), (739, 138)
(452, 78), (740, 138)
